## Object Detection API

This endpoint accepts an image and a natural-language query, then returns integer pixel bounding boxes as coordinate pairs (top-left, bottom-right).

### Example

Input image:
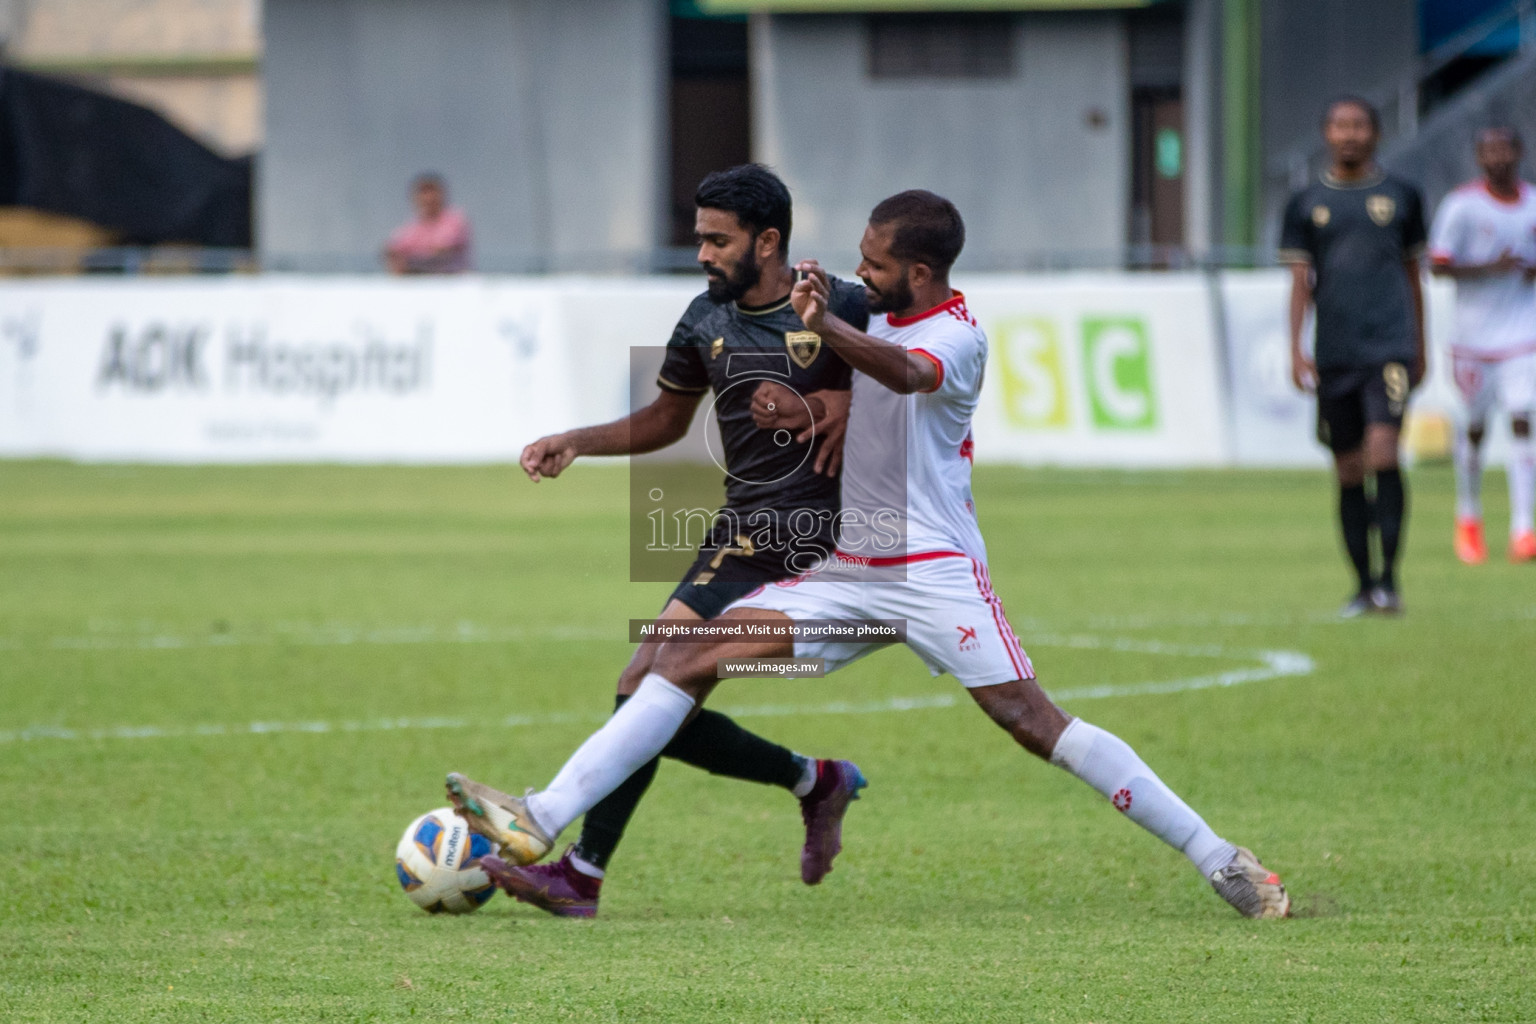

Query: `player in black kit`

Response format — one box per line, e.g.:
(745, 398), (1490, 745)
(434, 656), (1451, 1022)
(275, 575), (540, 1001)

(1280, 97), (1427, 616)
(496, 165), (871, 916)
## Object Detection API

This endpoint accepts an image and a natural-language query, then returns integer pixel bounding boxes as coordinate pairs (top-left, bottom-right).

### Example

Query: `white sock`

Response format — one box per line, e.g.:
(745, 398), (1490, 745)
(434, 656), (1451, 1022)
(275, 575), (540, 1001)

(1508, 432), (1534, 536)
(1050, 718), (1235, 879)
(791, 755), (817, 798)
(566, 851), (605, 879)
(1454, 430), (1483, 522)
(525, 674), (695, 838)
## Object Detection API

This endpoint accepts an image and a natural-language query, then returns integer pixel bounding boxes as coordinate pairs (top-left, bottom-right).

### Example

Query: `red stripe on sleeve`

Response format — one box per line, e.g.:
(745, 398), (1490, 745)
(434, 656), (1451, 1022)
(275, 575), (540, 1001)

(911, 348), (944, 393)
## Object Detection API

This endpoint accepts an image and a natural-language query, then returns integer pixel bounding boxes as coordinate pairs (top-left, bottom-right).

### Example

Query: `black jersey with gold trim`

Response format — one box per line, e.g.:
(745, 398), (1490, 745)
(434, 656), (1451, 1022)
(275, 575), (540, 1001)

(657, 277), (867, 513)
(1278, 171), (1427, 370)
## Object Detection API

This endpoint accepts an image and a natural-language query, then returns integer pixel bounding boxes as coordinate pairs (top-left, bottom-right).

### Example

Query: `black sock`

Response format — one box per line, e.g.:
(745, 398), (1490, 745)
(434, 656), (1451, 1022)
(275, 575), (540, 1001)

(1339, 483), (1373, 593)
(661, 707), (808, 790)
(1374, 468), (1407, 590)
(571, 694), (809, 871)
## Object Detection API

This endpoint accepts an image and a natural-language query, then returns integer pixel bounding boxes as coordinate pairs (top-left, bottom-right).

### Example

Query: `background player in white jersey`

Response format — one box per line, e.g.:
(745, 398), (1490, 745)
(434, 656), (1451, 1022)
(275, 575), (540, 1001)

(446, 191), (1290, 920)
(1428, 126), (1536, 564)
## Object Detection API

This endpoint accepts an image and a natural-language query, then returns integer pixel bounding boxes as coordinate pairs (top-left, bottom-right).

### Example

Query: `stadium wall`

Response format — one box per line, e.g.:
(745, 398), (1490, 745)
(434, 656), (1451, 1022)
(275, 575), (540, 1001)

(0, 272), (1481, 468)
(1259, 0), (1419, 168)
(1257, 0), (1421, 247)
(751, 13), (1130, 272)
(259, 0), (667, 272)
(1383, 48), (1536, 214)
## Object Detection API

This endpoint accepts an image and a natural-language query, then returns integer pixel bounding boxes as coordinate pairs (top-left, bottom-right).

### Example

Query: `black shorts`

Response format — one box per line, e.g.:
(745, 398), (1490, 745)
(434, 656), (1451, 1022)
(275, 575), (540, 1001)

(1316, 362), (1412, 454)
(666, 516), (834, 620)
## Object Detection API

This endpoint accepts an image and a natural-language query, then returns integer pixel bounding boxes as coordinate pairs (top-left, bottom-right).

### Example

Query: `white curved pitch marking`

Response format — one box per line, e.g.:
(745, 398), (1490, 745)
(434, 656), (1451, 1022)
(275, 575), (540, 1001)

(0, 637), (1313, 745)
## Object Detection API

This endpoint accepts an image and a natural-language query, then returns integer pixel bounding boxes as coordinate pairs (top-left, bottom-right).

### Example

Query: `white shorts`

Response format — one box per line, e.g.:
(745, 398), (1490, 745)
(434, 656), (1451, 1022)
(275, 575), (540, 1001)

(728, 552), (1035, 688)
(1454, 350), (1536, 424)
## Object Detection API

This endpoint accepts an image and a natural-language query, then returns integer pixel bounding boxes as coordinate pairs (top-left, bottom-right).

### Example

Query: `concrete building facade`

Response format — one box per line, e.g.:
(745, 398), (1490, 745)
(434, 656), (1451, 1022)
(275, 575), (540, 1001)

(261, 0), (666, 272)
(253, 0), (1442, 273)
(751, 12), (1131, 271)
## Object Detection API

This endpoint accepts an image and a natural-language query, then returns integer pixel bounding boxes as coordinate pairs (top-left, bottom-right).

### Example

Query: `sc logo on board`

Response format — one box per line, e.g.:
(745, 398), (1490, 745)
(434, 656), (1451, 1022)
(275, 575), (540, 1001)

(992, 316), (1158, 431)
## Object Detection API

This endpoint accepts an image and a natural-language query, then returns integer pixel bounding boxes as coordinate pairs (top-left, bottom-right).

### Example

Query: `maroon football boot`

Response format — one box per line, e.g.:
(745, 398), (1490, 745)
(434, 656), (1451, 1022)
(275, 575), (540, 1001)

(480, 848), (601, 918)
(799, 759), (868, 885)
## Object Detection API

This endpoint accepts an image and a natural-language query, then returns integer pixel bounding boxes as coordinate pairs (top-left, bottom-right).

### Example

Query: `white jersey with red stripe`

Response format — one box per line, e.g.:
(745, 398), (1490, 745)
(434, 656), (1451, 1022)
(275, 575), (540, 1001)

(729, 291), (1034, 686)
(834, 292), (989, 565)
(1428, 180), (1536, 359)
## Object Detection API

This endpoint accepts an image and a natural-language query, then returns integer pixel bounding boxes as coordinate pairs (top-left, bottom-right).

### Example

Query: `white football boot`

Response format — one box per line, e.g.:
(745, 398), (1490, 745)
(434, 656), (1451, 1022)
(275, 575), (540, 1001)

(445, 772), (553, 866)
(1209, 846), (1291, 919)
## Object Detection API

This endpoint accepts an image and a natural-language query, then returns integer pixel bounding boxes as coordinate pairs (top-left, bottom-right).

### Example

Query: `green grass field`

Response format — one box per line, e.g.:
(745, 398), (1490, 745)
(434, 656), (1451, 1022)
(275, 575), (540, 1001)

(2, 460), (1532, 1023)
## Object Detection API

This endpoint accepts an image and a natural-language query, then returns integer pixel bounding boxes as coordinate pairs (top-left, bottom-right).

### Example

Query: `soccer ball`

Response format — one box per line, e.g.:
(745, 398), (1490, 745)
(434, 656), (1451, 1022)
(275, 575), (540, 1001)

(394, 807), (498, 914)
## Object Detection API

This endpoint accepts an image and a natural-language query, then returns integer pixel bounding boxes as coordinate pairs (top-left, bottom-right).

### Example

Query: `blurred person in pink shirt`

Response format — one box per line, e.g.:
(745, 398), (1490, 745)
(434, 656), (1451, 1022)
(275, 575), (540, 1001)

(384, 173), (472, 273)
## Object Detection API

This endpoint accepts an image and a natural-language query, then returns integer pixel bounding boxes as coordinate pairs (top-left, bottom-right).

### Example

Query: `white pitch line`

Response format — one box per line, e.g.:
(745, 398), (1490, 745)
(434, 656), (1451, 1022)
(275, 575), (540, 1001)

(1047, 649), (1315, 701)
(0, 640), (1313, 745)
(10, 601), (1536, 653)
(24, 622), (610, 652)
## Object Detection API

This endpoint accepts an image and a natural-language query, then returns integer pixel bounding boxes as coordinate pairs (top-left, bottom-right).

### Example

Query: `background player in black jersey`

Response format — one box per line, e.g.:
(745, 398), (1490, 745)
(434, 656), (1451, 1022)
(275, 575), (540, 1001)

(1280, 97), (1428, 616)
(502, 165), (871, 916)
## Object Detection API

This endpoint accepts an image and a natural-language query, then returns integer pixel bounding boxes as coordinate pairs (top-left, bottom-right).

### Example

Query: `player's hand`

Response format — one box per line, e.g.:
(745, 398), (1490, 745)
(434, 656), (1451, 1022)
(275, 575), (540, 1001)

(750, 381), (813, 431)
(519, 433), (578, 482)
(804, 388), (850, 477)
(1491, 249), (1523, 273)
(1290, 349), (1317, 394)
(790, 260), (830, 332)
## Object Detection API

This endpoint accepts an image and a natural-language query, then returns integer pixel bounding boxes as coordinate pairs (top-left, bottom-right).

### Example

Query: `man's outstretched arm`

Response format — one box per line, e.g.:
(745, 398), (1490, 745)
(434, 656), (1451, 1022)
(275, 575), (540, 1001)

(520, 390), (703, 481)
(790, 263), (937, 396)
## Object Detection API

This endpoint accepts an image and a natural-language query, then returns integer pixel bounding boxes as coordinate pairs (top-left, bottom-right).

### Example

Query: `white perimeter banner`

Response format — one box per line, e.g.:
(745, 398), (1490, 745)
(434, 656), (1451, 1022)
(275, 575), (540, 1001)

(8, 271), (1476, 467)
(1219, 269), (1470, 467)
(963, 273), (1228, 467)
(0, 276), (695, 462)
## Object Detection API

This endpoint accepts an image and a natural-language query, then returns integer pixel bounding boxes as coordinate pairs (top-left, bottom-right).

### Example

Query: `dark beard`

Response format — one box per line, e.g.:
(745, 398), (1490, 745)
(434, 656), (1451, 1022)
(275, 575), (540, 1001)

(864, 273), (913, 314)
(706, 246), (761, 302)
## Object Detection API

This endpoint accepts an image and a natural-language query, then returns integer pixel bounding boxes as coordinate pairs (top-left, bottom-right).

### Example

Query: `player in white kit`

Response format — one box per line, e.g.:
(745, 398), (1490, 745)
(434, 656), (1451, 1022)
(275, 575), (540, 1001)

(1429, 126), (1536, 563)
(446, 191), (1290, 919)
